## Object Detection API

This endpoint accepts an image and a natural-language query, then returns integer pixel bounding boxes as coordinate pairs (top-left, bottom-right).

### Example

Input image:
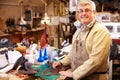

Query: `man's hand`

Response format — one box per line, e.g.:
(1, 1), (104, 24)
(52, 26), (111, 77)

(52, 62), (62, 69)
(59, 71), (72, 78)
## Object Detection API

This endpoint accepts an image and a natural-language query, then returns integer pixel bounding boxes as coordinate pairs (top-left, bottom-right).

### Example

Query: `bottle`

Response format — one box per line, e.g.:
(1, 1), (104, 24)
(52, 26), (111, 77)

(43, 48), (49, 64)
(37, 49), (44, 64)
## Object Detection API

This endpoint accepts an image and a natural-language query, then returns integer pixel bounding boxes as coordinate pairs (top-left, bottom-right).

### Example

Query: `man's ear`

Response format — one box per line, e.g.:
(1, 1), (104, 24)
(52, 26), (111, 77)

(93, 10), (97, 15)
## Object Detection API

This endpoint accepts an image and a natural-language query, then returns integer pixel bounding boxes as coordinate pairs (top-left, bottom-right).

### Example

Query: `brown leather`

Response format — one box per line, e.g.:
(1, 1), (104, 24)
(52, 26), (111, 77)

(42, 62), (71, 76)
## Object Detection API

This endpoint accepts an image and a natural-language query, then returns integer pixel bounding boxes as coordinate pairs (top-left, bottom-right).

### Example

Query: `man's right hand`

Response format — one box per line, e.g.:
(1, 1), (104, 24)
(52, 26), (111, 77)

(52, 62), (62, 69)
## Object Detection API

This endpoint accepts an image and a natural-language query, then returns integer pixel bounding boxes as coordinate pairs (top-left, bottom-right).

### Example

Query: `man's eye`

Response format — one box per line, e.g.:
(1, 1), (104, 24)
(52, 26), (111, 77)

(78, 9), (92, 13)
(79, 10), (83, 13)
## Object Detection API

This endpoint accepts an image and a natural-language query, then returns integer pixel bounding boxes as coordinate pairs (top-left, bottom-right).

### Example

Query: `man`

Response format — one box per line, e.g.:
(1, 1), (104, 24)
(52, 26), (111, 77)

(52, 0), (112, 80)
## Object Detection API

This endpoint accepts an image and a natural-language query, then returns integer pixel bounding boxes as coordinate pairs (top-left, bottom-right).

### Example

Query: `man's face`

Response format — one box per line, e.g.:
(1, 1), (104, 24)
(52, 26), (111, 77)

(77, 4), (96, 25)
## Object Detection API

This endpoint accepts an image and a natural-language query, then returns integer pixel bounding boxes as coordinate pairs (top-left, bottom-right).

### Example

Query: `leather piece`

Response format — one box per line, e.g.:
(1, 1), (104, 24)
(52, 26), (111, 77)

(42, 62), (71, 76)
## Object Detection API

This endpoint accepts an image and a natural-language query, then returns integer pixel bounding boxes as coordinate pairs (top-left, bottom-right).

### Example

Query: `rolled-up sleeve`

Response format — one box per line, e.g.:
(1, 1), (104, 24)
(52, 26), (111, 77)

(60, 53), (72, 66)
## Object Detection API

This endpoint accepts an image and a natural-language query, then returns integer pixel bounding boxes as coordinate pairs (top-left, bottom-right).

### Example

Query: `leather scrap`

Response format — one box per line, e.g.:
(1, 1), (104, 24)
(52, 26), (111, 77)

(42, 62), (71, 76)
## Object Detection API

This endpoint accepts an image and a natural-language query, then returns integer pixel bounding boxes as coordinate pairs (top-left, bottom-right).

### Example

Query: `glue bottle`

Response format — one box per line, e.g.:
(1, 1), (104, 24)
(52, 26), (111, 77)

(37, 49), (44, 65)
(43, 48), (49, 64)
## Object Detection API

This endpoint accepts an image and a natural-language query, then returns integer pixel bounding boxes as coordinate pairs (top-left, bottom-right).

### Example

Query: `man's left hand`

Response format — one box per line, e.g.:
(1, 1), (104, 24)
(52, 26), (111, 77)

(59, 71), (72, 78)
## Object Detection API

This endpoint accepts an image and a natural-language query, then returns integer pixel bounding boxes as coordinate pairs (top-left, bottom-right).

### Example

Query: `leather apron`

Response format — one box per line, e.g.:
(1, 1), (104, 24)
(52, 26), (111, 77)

(71, 30), (89, 71)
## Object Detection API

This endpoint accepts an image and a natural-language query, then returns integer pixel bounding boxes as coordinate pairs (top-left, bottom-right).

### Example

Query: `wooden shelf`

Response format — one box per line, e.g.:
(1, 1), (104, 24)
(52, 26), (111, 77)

(112, 59), (120, 80)
(0, 27), (44, 43)
(27, 27), (44, 32)
(0, 34), (10, 37)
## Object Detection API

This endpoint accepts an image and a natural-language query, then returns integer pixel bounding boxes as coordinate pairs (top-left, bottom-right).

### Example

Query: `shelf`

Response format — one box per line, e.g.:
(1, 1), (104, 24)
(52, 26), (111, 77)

(28, 27), (44, 32)
(12, 27), (44, 34)
(113, 60), (120, 66)
(112, 59), (120, 80)
(0, 27), (44, 43)
(0, 34), (11, 37)
(113, 73), (120, 76)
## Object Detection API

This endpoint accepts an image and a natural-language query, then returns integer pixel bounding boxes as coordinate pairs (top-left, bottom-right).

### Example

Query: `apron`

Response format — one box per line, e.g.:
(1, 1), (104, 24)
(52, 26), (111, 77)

(71, 31), (89, 71)
(71, 21), (96, 71)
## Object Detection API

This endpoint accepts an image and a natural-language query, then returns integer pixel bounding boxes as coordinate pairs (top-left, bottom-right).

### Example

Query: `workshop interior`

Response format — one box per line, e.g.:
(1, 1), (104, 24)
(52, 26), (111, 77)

(0, 0), (120, 80)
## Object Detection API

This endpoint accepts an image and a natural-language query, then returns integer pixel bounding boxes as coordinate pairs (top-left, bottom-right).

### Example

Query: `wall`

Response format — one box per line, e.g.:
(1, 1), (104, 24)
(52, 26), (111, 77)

(0, 5), (21, 23)
(0, 0), (47, 23)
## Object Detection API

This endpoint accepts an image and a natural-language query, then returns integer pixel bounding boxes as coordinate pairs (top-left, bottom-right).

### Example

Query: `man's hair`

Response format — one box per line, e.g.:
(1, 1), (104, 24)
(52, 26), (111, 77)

(77, 0), (96, 11)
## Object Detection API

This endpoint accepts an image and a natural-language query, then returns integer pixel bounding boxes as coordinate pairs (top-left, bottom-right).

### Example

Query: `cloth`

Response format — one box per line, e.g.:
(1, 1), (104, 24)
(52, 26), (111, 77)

(60, 22), (112, 80)
(0, 54), (9, 69)
(0, 50), (22, 73)
(41, 23), (47, 47)
(7, 51), (22, 64)
(33, 64), (59, 80)
(0, 64), (14, 73)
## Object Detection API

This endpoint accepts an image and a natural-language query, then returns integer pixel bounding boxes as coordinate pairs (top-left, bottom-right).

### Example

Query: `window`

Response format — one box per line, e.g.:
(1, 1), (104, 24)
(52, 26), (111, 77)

(106, 25), (113, 33)
(117, 26), (120, 32)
